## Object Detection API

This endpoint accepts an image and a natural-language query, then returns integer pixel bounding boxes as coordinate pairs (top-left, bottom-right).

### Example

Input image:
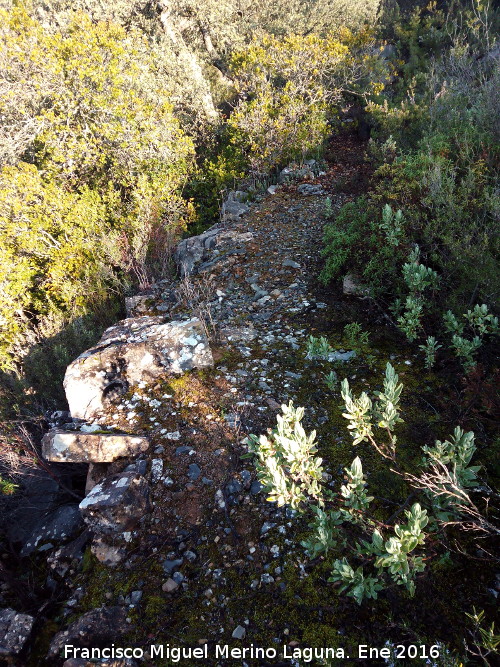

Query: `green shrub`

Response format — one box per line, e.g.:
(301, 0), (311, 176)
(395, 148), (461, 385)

(0, 163), (115, 370)
(0, 7), (196, 374)
(320, 198), (409, 296)
(248, 365), (495, 605)
(228, 29), (389, 173)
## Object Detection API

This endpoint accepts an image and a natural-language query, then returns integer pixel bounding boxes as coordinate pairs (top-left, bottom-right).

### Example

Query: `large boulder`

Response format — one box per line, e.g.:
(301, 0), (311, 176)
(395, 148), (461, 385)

(79, 471), (149, 537)
(21, 504), (83, 556)
(42, 430), (149, 463)
(64, 316), (213, 421)
(48, 606), (128, 659)
(0, 608), (34, 659)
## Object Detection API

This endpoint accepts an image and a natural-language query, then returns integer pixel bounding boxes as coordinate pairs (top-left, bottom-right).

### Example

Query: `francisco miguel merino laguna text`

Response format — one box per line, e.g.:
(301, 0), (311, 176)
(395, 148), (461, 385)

(63, 643), (352, 662)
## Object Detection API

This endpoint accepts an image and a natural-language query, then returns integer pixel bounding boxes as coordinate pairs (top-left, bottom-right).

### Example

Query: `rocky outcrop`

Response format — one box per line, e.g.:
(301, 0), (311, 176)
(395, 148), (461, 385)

(174, 219), (255, 278)
(175, 226), (222, 277)
(0, 608), (34, 659)
(48, 606), (129, 659)
(79, 471), (149, 537)
(221, 198), (249, 221)
(42, 430), (149, 463)
(79, 470), (150, 565)
(64, 316), (213, 421)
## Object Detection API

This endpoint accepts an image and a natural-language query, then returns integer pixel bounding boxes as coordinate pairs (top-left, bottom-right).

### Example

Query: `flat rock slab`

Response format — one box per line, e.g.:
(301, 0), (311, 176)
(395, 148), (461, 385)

(48, 606), (128, 659)
(79, 471), (149, 536)
(0, 608), (34, 657)
(42, 430), (149, 463)
(64, 316), (213, 421)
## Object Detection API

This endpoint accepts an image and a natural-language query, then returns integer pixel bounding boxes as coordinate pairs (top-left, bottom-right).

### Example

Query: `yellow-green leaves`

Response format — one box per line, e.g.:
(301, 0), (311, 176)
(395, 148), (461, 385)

(0, 9), (196, 370)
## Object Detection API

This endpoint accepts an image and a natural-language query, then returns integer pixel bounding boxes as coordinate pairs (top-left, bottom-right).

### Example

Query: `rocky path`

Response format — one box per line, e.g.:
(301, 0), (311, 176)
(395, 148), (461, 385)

(17, 133), (380, 665)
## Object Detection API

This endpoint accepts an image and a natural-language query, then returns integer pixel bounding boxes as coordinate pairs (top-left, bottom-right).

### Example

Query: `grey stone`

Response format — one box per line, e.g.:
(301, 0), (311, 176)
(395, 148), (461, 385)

(48, 606), (128, 658)
(163, 558), (183, 574)
(42, 430), (149, 463)
(227, 190), (248, 203)
(297, 183), (324, 196)
(267, 185), (278, 195)
(232, 625), (246, 639)
(343, 273), (369, 296)
(79, 471), (149, 537)
(129, 590), (143, 605)
(260, 521), (275, 535)
(150, 459), (163, 484)
(64, 317), (213, 421)
(21, 504), (83, 556)
(162, 578), (179, 593)
(188, 463), (201, 481)
(91, 538), (127, 566)
(134, 460), (148, 476)
(251, 481), (263, 494)
(172, 571), (184, 584)
(221, 199), (249, 221)
(226, 480), (242, 495)
(328, 350), (356, 362)
(282, 259), (301, 269)
(0, 608), (34, 657)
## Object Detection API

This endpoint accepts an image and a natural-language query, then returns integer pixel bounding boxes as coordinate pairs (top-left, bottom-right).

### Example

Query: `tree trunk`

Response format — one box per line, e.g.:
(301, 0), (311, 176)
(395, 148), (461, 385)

(157, 1), (219, 121)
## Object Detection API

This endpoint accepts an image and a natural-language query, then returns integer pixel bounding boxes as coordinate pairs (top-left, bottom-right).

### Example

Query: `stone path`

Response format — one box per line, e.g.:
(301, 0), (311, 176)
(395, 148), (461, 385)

(34, 133), (376, 662)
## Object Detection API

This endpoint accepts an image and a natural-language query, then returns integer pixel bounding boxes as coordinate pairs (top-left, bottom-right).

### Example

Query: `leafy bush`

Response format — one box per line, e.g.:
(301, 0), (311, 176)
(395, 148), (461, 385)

(0, 164), (114, 370)
(320, 198), (409, 295)
(396, 245), (439, 342)
(0, 7), (196, 373)
(228, 29), (390, 173)
(247, 402), (324, 509)
(323, 3), (500, 315)
(305, 335), (334, 361)
(248, 364), (496, 605)
(341, 362), (403, 461)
